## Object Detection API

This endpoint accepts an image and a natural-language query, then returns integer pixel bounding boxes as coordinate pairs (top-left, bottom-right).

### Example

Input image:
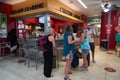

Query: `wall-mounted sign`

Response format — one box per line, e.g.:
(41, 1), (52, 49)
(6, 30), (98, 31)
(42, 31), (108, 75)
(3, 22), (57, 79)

(60, 7), (80, 19)
(11, 2), (44, 14)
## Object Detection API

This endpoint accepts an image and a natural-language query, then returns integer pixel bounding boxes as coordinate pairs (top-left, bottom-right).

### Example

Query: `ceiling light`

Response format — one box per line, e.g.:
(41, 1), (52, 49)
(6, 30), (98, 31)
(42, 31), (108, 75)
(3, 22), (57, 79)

(104, 8), (109, 12)
(77, 0), (87, 8)
(101, 2), (111, 12)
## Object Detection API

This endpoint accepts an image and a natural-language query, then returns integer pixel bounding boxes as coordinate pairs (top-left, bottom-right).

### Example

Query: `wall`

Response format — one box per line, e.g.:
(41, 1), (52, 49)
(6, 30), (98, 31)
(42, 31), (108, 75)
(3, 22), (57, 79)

(0, 2), (16, 36)
(51, 18), (73, 35)
(24, 18), (39, 24)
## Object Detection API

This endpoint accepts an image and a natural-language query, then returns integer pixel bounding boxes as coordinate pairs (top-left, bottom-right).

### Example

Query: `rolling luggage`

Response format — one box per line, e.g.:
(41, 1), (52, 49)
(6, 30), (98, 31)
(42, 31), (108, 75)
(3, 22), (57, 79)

(87, 52), (90, 66)
(71, 50), (79, 68)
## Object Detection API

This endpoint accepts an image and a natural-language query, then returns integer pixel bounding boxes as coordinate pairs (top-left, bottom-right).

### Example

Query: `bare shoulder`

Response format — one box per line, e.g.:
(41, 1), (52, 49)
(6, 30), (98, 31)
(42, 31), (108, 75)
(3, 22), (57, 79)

(81, 32), (86, 36)
(48, 35), (54, 42)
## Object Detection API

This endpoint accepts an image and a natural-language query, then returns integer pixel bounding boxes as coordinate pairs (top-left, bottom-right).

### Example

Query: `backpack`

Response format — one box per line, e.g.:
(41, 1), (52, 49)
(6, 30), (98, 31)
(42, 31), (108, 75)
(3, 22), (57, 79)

(38, 35), (49, 52)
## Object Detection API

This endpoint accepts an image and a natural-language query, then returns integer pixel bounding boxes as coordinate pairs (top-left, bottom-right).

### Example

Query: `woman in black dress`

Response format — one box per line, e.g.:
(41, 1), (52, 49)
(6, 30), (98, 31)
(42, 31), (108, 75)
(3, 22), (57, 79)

(43, 27), (56, 78)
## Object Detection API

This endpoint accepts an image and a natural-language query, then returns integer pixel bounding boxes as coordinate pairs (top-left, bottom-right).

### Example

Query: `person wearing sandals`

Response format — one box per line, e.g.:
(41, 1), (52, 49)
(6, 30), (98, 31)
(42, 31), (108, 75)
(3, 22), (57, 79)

(63, 25), (77, 80)
(76, 27), (90, 71)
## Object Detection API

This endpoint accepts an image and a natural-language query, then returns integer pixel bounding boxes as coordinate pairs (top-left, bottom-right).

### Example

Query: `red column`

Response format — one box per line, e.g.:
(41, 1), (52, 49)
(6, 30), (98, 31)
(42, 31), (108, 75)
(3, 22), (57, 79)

(101, 10), (119, 49)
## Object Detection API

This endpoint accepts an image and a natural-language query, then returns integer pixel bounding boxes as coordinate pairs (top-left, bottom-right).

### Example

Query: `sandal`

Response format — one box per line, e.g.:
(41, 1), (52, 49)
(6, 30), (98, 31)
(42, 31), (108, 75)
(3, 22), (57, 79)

(68, 71), (73, 74)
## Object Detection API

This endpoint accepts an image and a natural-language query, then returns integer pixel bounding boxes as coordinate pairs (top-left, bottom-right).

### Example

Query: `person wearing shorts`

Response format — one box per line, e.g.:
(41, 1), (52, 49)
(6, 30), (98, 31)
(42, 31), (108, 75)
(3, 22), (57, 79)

(76, 27), (90, 71)
(63, 25), (76, 80)
(87, 26), (96, 63)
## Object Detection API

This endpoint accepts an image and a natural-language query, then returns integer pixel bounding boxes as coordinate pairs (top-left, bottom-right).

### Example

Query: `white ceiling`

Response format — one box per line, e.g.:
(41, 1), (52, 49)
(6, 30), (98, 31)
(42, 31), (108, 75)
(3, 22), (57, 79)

(59, 0), (102, 17)
(59, 0), (120, 17)
(0, 0), (120, 17)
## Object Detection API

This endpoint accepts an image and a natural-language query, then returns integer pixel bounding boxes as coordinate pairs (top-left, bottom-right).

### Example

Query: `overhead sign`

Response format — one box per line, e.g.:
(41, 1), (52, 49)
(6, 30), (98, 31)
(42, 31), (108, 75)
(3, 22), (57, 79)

(11, 2), (44, 14)
(60, 7), (80, 19)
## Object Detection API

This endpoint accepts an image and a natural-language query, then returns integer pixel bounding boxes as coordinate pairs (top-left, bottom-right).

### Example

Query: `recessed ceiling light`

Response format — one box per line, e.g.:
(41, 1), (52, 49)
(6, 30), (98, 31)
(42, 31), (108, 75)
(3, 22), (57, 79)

(77, 0), (87, 8)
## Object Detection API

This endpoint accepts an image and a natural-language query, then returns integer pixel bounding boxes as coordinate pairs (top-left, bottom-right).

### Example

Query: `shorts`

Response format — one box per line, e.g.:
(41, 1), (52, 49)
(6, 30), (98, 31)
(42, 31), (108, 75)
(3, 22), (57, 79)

(82, 49), (89, 54)
(89, 42), (95, 53)
(65, 51), (73, 60)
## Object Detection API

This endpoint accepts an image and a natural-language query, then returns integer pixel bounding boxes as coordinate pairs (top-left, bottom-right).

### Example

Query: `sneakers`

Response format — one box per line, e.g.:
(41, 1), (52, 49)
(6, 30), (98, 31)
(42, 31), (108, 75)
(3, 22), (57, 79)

(64, 77), (71, 80)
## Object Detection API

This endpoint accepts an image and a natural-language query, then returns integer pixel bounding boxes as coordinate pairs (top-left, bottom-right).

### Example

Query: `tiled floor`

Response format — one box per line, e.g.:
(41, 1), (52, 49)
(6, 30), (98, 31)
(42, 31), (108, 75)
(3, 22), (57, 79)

(0, 46), (120, 80)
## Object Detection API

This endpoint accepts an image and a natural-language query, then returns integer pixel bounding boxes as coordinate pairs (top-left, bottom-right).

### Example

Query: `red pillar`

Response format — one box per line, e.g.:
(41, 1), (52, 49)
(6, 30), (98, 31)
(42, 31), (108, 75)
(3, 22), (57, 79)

(101, 10), (119, 49)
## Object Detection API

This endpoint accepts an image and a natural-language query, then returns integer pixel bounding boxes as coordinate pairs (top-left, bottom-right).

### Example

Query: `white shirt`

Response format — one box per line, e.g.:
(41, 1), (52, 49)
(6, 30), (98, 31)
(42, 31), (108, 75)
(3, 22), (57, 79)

(87, 29), (96, 43)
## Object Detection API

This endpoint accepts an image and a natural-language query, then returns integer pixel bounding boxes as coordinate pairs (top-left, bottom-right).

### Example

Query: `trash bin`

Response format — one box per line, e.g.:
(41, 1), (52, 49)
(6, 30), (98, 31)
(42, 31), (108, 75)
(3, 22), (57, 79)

(100, 39), (108, 50)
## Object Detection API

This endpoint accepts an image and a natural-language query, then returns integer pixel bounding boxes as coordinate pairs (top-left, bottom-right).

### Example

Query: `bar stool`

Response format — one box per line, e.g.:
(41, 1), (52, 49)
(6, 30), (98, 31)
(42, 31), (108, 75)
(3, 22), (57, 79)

(56, 46), (63, 67)
(17, 38), (26, 63)
(0, 42), (11, 59)
(25, 38), (40, 70)
(55, 40), (64, 68)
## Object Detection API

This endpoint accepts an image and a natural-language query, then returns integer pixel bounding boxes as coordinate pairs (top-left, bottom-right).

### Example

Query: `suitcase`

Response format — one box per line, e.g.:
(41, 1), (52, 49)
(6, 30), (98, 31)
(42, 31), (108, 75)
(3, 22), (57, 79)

(53, 56), (56, 68)
(71, 50), (79, 68)
(71, 50), (90, 68)
(87, 52), (90, 66)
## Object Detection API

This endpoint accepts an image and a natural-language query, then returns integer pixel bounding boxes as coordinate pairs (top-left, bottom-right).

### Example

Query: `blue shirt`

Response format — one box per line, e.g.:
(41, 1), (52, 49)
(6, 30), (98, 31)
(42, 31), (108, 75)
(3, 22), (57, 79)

(80, 37), (90, 49)
(63, 32), (76, 56)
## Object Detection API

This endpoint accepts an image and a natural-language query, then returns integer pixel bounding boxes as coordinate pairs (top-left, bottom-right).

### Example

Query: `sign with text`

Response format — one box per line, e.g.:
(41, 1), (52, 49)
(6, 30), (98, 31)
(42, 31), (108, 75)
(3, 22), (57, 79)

(11, 2), (44, 14)
(60, 7), (80, 19)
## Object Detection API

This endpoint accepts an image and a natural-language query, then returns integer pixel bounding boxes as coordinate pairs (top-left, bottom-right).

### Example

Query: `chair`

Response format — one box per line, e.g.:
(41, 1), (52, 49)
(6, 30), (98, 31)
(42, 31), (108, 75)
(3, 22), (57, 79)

(17, 38), (26, 63)
(25, 38), (42, 70)
(56, 40), (64, 67)
(0, 42), (11, 59)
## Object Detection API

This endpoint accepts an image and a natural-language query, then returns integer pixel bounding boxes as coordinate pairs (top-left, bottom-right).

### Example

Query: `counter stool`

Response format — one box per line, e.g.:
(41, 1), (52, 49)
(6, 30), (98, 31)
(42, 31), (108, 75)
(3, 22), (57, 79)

(0, 42), (11, 59)
(24, 38), (40, 70)
(17, 38), (26, 63)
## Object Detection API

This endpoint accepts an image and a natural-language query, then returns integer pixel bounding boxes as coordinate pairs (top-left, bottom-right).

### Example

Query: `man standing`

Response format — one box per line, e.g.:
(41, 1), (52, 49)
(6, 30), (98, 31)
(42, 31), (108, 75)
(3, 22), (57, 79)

(87, 26), (96, 63)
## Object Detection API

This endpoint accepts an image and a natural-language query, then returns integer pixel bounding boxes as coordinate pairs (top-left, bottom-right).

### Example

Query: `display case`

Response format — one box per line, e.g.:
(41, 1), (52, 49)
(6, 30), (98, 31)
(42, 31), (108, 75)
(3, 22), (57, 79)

(0, 13), (7, 38)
